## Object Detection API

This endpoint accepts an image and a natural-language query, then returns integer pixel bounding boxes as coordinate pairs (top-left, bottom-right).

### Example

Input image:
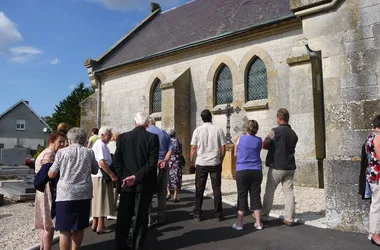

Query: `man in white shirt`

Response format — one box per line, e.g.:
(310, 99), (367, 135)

(190, 109), (227, 222)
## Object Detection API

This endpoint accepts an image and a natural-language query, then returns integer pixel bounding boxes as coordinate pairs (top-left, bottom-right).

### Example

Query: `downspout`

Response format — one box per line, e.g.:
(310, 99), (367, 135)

(94, 73), (101, 128)
(303, 40), (326, 188)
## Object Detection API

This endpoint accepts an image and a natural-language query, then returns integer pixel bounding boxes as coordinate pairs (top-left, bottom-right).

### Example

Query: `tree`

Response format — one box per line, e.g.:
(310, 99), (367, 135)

(44, 82), (94, 129)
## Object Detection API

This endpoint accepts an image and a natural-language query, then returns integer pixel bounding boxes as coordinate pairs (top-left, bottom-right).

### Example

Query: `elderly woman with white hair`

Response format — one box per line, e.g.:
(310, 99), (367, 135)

(48, 127), (99, 250)
(91, 126), (117, 234)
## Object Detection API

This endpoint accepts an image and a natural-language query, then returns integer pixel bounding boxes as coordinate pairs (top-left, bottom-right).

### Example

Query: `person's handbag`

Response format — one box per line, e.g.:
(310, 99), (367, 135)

(100, 164), (116, 182)
(179, 154), (186, 166)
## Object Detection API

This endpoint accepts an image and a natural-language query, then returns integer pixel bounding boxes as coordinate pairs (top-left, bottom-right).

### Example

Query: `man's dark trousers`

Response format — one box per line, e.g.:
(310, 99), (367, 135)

(194, 164), (222, 217)
(115, 192), (152, 250)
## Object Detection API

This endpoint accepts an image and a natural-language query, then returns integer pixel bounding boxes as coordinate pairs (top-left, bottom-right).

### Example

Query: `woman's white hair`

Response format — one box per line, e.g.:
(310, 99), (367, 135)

(134, 112), (148, 126)
(67, 127), (87, 146)
(98, 126), (112, 136)
(147, 117), (156, 125)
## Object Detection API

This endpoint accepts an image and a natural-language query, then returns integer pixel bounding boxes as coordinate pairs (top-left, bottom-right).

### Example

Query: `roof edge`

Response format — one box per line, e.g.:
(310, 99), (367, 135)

(96, 8), (162, 64)
(79, 90), (97, 106)
(0, 100), (52, 131)
(94, 14), (297, 74)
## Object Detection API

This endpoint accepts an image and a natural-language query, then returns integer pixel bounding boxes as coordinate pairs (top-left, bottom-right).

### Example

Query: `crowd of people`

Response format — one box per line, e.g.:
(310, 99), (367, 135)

(33, 113), (186, 250)
(33, 108), (380, 249)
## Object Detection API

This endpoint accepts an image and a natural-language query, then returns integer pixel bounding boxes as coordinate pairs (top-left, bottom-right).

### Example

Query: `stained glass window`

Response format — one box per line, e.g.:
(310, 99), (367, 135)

(247, 58), (267, 101)
(215, 65), (233, 105)
(152, 80), (162, 113)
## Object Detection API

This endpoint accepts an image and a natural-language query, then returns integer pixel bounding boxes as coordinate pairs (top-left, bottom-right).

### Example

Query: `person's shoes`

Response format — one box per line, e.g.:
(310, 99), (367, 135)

(232, 223), (243, 231)
(97, 227), (113, 234)
(216, 214), (225, 222)
(107, 215), (117, 220)
(157, 217), (166, 225)
(173, 198), (180, 203)
(254, 222), (264, 230)
(193, 214), (201, 222)
(283, 219), (295, 227)
(371, 238), (380, 247)
(148, 220), (158, 229)
(166, 194), (171, 201)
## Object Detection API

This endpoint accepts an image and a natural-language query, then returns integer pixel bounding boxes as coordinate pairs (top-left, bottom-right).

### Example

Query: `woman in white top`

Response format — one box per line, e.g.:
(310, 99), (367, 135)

(91, 126), (117, 234)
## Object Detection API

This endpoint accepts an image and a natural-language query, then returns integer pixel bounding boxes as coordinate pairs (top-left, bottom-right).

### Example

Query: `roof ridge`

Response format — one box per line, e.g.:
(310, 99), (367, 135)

(161, 0), (198, 14)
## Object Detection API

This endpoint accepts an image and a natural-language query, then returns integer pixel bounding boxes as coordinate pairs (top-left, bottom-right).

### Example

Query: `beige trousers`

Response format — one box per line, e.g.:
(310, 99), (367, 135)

(370, 183), (380, 234)
(262, 168), (295, 221)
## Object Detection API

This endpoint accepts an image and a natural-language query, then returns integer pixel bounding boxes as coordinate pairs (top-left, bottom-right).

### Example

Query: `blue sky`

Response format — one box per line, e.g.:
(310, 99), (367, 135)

(0, 0), (189, 117)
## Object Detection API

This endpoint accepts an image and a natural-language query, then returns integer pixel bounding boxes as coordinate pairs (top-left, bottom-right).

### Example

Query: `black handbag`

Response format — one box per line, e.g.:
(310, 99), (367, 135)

(100, 164), (116, 182)
(179, 154), (186, 166)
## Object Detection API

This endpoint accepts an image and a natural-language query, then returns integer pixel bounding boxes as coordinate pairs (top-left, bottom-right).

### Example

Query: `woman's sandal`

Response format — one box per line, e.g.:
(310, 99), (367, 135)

(174, 198), (180, 203)
(97, 228), (113, 234)
(166, 194), (171, 201)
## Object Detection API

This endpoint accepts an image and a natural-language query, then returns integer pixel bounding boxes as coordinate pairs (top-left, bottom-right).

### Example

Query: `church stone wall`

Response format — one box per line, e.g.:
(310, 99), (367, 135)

(298, 0), (380, 233)
(80, 92), (97, 137)
(98, 26), (324, 186)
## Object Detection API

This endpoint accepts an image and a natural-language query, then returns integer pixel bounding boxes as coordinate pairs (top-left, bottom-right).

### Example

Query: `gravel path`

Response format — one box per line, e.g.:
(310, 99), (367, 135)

(0, 199), (59, 250)
(0, 175), (325, 250)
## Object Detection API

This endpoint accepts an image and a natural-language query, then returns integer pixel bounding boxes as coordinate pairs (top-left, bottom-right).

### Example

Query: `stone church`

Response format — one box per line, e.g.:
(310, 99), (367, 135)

(82, 0), (380, 232)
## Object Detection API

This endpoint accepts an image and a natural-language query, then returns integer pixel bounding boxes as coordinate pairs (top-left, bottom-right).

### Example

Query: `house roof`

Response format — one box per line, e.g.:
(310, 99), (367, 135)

(0, 100), (52, 130)
(94, 0), (295, 72)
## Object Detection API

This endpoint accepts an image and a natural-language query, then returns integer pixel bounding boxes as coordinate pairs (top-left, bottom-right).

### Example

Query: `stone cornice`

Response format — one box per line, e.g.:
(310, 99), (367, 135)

(287, 54), (311, 65)
(291, 0), (345, 17)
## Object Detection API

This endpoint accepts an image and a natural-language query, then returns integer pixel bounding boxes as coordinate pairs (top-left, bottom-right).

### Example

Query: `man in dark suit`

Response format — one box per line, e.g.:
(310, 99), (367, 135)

(113, 112), (159, 250)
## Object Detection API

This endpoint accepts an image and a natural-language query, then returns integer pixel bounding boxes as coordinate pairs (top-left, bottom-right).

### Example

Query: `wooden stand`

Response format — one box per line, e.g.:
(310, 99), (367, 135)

(222, 144), (236, 179)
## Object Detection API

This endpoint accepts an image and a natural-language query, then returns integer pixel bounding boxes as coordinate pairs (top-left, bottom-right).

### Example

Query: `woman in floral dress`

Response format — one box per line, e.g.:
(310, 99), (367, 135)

(34, 131), (66, 250)
(166, 130), (184, 202)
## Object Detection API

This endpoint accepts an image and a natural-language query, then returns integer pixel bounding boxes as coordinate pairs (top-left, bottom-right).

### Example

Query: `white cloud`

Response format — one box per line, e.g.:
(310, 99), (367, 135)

(89, 0), (181, 11)
(8, 46), (43, 63)
(69, 84), (76, 90)
(51, 57), (60, 65)
(0, 12), (22, 53)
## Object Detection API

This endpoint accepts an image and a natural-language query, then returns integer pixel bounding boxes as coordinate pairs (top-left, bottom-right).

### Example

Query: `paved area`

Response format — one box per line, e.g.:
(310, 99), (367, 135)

(53, 192), (376, 250)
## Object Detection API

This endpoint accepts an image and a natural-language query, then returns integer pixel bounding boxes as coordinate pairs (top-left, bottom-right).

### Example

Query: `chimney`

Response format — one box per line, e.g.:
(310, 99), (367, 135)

(150, 2), (161, 13)
(24, 100), (29, 105)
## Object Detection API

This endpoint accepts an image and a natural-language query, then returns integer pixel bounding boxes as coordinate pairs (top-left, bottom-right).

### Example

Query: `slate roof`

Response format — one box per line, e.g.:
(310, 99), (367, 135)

(0, 100), (52, 130)
(95, 0), (295, 72)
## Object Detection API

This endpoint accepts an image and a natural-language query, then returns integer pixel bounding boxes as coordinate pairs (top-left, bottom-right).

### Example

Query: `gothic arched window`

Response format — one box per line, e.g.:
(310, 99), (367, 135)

(246, 57), (267, 101)
(215, 65), (233, 105)
(151, 79), (162, 113)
